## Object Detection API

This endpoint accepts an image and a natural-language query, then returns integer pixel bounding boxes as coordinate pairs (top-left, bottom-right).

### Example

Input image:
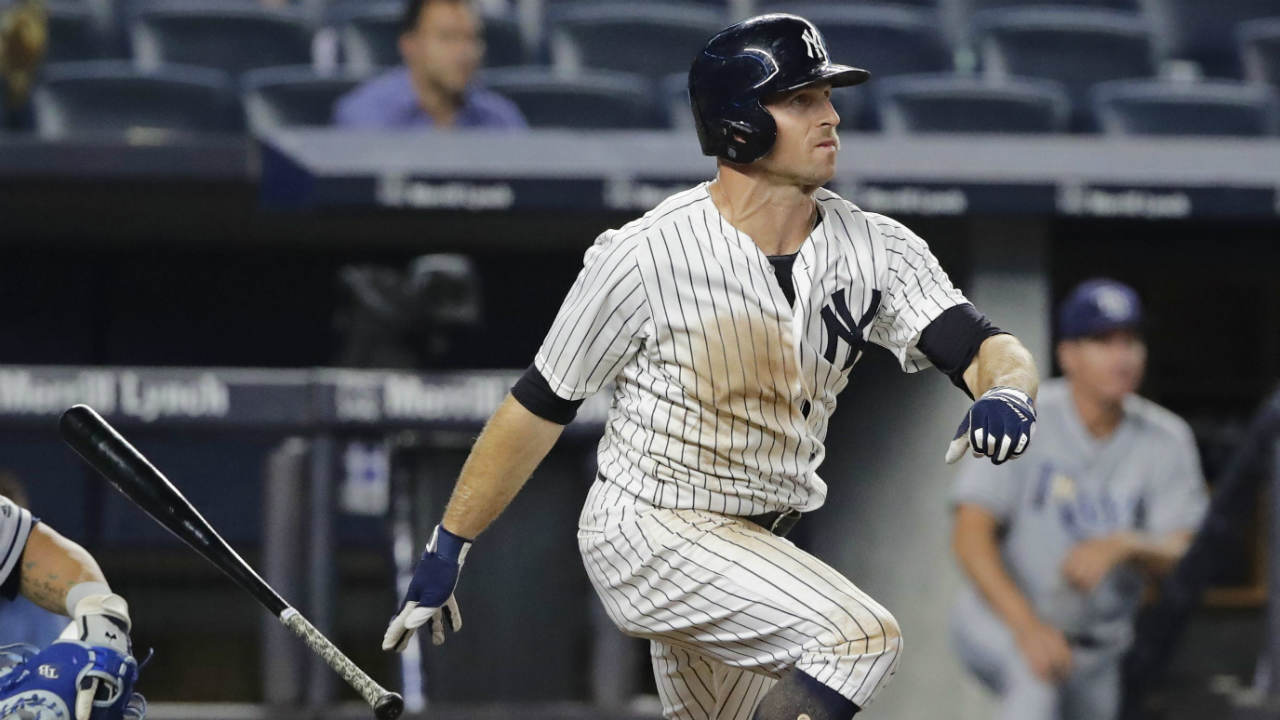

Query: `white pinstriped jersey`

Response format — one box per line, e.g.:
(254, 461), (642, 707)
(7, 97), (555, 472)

(0, 496), (34, 592)
(535, 182), (967, 528)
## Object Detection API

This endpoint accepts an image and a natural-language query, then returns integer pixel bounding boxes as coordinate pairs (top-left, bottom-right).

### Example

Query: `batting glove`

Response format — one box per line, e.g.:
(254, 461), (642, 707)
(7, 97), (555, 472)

(383, 525), (471, 653)
(945, 386), (1036, 465)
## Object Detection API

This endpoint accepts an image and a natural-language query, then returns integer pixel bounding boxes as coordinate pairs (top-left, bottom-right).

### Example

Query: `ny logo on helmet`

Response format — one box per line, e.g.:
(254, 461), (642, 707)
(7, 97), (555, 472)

(801, 28), (827, 61)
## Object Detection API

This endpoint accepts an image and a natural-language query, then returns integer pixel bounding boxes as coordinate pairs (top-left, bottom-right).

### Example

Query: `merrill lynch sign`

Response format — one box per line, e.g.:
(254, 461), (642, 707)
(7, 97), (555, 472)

(0, 370), (231, 422)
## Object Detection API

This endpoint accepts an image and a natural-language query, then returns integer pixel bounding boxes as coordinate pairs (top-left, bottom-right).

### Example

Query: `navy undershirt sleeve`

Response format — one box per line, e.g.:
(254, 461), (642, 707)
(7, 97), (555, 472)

(511, 364), (585, 425)
(916, 303), (1007, 398)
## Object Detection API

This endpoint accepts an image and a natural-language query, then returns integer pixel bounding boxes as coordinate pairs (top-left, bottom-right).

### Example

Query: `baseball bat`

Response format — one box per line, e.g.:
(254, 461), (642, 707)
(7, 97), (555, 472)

(58, 404), (404, 720)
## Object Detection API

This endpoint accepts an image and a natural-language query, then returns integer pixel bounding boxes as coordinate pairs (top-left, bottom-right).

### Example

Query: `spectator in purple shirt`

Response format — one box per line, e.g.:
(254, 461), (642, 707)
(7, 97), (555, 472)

(334, 0), (526, 130)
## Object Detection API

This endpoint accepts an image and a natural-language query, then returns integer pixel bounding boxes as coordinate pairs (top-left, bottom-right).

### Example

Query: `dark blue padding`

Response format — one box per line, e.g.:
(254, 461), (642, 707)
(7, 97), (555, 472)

(241, 65), (366, 133)
(875, 73), (1070, 133)
(1091, 78), (1280, 136)
(1146, 0), (1279, 78)
(549, 2), (726, 82)
(33, 60), (239, 138)
(45, 1), (106, 63)
(480, 66), (658, 129)
(973, 7), (1157, 128)
(130, 1), (313, 78)
(1239, 17), (1280, 88)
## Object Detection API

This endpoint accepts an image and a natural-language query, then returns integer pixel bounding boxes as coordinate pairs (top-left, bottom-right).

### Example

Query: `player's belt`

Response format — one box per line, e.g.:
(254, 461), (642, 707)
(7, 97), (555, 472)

(744, 508), (803, 537)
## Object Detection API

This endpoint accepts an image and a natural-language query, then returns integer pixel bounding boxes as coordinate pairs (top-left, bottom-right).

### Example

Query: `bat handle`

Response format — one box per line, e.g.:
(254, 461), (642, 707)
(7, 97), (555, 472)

(279, 608), (405, 720)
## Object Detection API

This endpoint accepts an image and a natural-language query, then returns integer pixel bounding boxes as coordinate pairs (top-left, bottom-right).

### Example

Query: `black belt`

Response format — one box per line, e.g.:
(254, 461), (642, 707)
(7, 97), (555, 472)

(744, 508), (803, 537)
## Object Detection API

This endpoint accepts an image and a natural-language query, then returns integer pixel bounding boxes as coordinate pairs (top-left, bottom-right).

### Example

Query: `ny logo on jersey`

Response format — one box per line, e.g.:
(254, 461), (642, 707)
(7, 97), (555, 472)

(800, 28), (827, 62)
(820, 288), (880, 370)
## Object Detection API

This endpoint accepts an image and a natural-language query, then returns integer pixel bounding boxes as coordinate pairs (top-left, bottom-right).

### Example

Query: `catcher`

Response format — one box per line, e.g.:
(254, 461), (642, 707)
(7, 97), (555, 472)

(0, 491), (145, 720)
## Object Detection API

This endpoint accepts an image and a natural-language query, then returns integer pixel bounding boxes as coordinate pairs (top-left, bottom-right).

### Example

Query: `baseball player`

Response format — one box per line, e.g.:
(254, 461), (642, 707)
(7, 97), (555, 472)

(0, 492), (145, 719)
(949, 279), (1207, 720)
(384, 14), (1040, 720)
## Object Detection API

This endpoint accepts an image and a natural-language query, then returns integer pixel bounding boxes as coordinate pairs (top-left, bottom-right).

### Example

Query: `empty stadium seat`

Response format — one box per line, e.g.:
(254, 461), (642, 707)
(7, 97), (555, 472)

(333, 0), (527, 74)
(1142, 0), (1278, 78)
(1091, 79), (1279, 136)
(549, 3), (724, 82)
(974, 7), (1157, 128)
(1239, 18), (1280, 88)
(32, 60), (238, 138)
(242, 65), (363, 133)
(660, 71), (692, 130)
(969, 0), (1137, 10)
(45, 1), (106, 62)
(131, 2), (313, 77)
(481, 67), (657, 129)
(875, 74), (1070, 133)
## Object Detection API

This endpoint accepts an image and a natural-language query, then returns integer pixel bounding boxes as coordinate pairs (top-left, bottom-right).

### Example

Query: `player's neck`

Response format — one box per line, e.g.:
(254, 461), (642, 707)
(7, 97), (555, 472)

(1069, 382), (1125, 439)
(709, 170), (817, 256)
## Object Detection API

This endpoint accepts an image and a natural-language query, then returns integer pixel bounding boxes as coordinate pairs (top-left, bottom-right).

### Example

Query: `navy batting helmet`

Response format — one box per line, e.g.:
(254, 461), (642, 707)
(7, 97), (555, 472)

(689, 14), (870, 164)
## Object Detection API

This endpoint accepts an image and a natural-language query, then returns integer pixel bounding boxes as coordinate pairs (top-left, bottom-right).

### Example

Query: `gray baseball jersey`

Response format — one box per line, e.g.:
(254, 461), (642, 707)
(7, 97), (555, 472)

(0, 496), (34, 596)
(539, 182), (971, 715)
(951, 377), (1208, 646)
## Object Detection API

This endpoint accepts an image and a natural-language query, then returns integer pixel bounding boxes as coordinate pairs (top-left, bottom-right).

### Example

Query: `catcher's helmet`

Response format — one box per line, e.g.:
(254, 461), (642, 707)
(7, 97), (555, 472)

(689, 14), (870, 164)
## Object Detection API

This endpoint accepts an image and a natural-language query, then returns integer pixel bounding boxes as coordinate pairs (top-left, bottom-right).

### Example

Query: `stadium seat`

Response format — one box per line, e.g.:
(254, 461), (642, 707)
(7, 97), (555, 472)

(968, 0), (1137, 10)
(660, 72), (692, 130)
(761, 0), (941, 8)
(974, 7), (1158, 128)
(1091, 79), (1279, 136)
(1239, 18), (1280, 88)
(32, 60), (238, 138)
(1141, 0), (1278, 78)
(875, 74), (1070, 133)
(241, 65), (363, 133)
(549, 3), (724, 82)
(481, 67), (657, 129)
(333, 0), (527, 73)
(131, 2), (313, 78)
(44, 1), (105, 62)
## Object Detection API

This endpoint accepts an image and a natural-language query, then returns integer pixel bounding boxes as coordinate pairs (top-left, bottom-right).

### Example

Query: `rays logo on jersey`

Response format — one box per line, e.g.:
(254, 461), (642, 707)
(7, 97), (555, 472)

(0, 689), (70, 719)
(820, 289), (880, 370)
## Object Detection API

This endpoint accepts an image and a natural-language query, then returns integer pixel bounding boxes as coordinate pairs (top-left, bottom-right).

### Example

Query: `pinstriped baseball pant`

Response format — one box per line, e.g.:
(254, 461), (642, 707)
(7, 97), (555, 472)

(578, 507), (902, 719)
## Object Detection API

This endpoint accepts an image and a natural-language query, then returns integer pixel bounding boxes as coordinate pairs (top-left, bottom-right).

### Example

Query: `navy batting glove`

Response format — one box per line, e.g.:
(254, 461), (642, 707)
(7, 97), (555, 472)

(945, 386), (1036, 465)
(382, 525), (472, 653)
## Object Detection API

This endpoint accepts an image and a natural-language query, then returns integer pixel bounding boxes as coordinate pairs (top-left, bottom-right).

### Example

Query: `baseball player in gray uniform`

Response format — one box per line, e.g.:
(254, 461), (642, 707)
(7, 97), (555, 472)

(384, 14), (1040, 720)
(950, 278), (1208, 720)
(0, 492), (145, 719)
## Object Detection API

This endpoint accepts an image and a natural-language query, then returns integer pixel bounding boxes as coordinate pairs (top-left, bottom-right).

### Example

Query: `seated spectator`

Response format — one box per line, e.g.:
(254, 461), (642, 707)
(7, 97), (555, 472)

(333, 0), (525, 129)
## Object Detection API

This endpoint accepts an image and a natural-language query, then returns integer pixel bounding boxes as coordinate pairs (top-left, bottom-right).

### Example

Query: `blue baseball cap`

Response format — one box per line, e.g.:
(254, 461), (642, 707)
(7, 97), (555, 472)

(1057, 279), (1143, 340)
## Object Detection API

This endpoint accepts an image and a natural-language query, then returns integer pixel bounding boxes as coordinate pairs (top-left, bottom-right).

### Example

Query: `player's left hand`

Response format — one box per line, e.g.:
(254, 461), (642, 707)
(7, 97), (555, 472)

(1062, 534), (1132, 592)
(945, 386), (1036, 465)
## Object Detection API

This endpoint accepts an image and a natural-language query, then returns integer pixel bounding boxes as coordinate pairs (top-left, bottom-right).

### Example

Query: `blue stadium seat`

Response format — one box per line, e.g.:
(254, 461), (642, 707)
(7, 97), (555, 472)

(45, 1), (106, 62)
(241, 65), (363, 133)
(974, 7), (1157, 128)
(1239, 18), (1280, 88)
(549, 3), (724, 82)
(969, 0), (1137, 10)
(131, 2), (313, 78)
(481, 67), (657, 129)
(1091, 79), (1279, 136)
(762, 0), (940, 7)
(660, 71), (692, 130)
(32, 61), (238, 138)
(333, 0), (527, 74)
(1142, 0), (1278, 78)
(875, 74), (1070, 133)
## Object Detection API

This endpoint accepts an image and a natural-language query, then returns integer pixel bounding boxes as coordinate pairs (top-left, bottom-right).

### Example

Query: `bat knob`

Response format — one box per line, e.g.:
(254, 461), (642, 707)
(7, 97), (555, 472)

(374, 692), (404, 720)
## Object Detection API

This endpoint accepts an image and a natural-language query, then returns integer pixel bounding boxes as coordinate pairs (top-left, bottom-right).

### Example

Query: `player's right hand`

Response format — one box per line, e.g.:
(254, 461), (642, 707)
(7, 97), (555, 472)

(383, 524), (472, 653)
(1013, 620), (1073, 684)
